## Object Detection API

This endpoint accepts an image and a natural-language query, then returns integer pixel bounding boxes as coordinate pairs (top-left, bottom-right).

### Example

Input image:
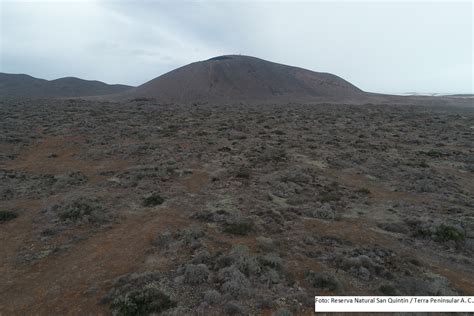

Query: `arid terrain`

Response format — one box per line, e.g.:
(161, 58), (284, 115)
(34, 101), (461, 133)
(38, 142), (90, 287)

(1, 98), (473, 315)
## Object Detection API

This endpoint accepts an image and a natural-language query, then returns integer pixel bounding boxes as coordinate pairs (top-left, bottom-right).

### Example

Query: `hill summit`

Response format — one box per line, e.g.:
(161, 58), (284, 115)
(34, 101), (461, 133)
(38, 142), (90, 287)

(126, 55), (366, 103)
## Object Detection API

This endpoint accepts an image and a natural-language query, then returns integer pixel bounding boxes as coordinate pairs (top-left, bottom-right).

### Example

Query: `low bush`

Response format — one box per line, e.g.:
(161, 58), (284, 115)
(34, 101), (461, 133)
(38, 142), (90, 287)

(111, 284), (175, 315)
(356, 188), (371, 195)
(104, 273), (175, 316)
(0, 210), (17, 222)
(143, 194), (165, 207)
(59, 201), (95, 221)
(379, 284), (398, 296)
(306, 270), (340, 291)
(413, 224), (465, 243)
(151, 231), (172, 248)
(218, 265), (252, 298)
(258, 253), (283, 270)
(203, 289), (221, 305)
(235, 166), (251, 179)
(177, 226), (205, 246)
(418, 161), (430, 168)
(434, 225), (464, 242)
(223, 221), (254, 235)
(256, 236), (276, 251)
(318, 192), (340, 203)
(413, 227), (432, 239)
(54, 199), (108, 224)
(394, 276), (445, 296)
(181, 264), (210, 285)
(259, 268), (280, 285)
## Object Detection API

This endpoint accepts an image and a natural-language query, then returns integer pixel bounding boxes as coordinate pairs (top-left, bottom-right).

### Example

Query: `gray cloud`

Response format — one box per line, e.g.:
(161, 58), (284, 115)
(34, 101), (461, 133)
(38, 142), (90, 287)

(1, 0), (472, 93)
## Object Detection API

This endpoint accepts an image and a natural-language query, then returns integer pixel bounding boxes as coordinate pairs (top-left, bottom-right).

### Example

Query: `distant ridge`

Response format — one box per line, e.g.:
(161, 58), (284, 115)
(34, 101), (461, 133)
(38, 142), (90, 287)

(122, 55), (367, 103)
(3, 57), (471, 107)
(0, 73), (133, 98)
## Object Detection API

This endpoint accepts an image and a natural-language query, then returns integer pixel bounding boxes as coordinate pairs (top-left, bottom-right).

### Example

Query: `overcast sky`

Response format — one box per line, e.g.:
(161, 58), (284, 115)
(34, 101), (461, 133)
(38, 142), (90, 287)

(1, 0), (472, 94)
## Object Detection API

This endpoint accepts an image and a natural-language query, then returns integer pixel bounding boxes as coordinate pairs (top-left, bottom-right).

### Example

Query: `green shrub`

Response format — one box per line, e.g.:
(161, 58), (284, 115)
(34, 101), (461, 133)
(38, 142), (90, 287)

(414, 227), (431, 239)
(434, 225), (464, 242)
(414, 224), (465, 243)
(223, 221), (254, 235)
(418, 161), (429, 168)
(306, 270), (340, 291)
(0, 210), (17, 222)
(50, 199), (109, 225)
(59, 201), (95, 221)
(379, 284), (398, 295)
(182, 264), (210, 285)
(143, 194), (165, 207)
(111, 285), (175, 316)
(235, 167), (251, 179)
(356, 188), (371, 195)
(258, 253), (283, 270)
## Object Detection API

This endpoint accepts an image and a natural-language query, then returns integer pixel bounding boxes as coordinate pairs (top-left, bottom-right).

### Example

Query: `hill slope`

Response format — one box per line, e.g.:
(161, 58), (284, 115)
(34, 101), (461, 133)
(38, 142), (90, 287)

(0, 73), (132, 98)
(125, 55), (366, 103)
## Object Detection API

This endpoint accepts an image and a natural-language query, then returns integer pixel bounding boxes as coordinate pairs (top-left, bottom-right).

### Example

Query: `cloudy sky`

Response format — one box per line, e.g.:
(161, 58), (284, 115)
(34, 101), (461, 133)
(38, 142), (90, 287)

(1, 0), (472, 94)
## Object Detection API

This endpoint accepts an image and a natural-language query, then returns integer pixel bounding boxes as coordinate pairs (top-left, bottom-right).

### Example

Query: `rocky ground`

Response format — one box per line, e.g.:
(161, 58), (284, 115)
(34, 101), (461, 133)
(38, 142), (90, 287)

(0, 99), (473, 315)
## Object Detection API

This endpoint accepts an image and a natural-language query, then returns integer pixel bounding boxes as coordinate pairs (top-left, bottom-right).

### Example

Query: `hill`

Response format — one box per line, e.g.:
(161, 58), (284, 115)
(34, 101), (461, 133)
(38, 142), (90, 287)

(0, 73), (133, 98)
(124, 55), (366, 103)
